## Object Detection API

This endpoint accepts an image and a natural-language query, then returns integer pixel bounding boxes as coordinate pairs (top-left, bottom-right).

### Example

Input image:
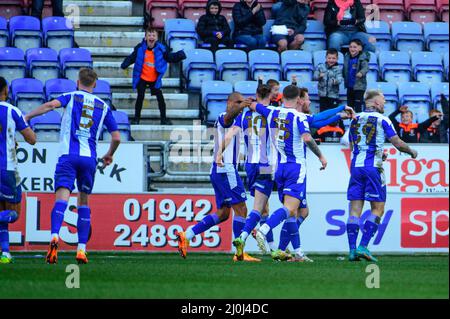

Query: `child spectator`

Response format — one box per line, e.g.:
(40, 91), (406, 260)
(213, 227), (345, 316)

(232, 0), (267, 50)
(343, 39), (369, 113)
(389, 105), (441, 143)
(258, 75), (298, 106)
(196, 0), (232, 52)
(121, 28), (186, 125)
(419, 97), (449, 143)
(314, 48), (343, 112)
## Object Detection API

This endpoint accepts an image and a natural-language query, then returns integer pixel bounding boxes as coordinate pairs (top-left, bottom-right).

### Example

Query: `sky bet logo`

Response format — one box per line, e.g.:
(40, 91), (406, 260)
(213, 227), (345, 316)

(326, 208), (393, 245)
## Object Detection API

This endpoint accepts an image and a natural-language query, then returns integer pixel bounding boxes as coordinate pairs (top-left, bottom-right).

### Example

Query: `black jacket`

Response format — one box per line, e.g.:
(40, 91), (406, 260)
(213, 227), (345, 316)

(196, 0), (231, 40)
(389, 108), (440, 143)
(232, 0), (266, 37)
(323, 0), (366, 36)
(419, 94), (449, 143)
(273, 0), (309, 34)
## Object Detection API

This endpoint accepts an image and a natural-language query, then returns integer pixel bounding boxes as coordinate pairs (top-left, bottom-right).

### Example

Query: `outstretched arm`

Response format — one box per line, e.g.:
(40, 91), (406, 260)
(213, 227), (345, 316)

(24, 100), (61, 122)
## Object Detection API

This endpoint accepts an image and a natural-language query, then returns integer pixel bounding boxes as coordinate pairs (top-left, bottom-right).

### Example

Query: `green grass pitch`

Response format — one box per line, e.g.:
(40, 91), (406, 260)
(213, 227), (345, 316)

(0, 252), (448, 299)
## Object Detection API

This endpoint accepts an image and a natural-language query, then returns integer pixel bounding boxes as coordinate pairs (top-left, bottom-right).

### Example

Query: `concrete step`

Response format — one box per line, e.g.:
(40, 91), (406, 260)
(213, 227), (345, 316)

(87, 47), (135, 59)
(77, 16), (143, 31)
(118, 108), (198, 118)
(63, 1), (132, 17)
(75, 31), (143, 48)
(131, 124), (208, 141)
(113, 93), (189, 109)
(101, 77), (180, 88)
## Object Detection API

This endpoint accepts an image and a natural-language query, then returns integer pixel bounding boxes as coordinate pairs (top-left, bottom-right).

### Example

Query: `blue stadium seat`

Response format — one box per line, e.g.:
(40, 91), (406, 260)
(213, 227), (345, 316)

(182, 49), (216, 90)
(42, 17), (74, 52)
(366, 82), (399, 115)
(103, 111), (131, 142)
(93, 79), (112, 107)
(444, 52), (449, 81)
(263, 19), (277, 49)
(45, 78), (77, 101)
(29, 110), (61, 142)
(165, 19), (197, 52)
(379, 51), (411, 83)
(281, 50), (313, 83)
(0, 47), (26, 84)
(411, 51), (444, 84)
(215, 49), (249, 85)
(278, 81), (292, 92)
(398, 82), (431, 122)
(234, 81), (258, 98)
(59, 48), (93, 82)
(365, 20), (392, 52)
(9, 16), (42, 52)
(313, 50), (344, 67)
(26, 48), (59, 84)
(302, 81), (320, 114)
(248, 49), (281, 81)
(10, 78), (45, 114)
(339, 82), (347, 104)
(368, 52), (379, 83)
(391, 21), (424, 53)
(303, 20), (327, 52)
(201, 80), (233, 124)
(0, 17), (8, 47)
(430, 82), (449, 110)
(423, 22), (449, 53)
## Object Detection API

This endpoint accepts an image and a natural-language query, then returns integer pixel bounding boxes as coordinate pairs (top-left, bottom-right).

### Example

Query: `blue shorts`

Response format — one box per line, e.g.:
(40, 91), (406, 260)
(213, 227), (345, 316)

(54, 155), (97, 194)
(0, 169), (22, 204)
(245, 163), (274, 198)
(347, 167), (386, 202)
(275, 162), (307, 208)
(210, 168), (247, 209)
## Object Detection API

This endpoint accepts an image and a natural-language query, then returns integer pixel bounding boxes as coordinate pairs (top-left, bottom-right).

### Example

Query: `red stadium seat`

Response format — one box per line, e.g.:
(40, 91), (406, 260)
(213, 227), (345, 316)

(0, 0), (24, 19)
(405, 0), (437, 24)
(146, 0), (179, 30)
(180, 0), (207, 24)
(436, 0), (449, 22)
(372, 0), (405, 25)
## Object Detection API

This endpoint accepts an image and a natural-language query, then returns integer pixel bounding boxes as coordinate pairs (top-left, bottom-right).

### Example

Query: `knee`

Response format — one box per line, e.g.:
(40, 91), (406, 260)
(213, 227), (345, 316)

(295, 34), (304, 44)
(328, 33), (344, 48)
(278, 40), (288, 51)
(368, 36), (376, 44)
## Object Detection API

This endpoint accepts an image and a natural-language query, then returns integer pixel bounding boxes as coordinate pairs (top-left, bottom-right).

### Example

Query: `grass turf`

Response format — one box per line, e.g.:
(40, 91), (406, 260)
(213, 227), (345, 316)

(0, 252), (448, 299)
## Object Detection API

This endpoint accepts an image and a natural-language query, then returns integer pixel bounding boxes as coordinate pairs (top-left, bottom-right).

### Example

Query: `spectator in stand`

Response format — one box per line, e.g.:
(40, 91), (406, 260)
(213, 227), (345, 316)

(314, 48), (343, 111)
(258, 75), (298, 106)
(323, 0), (376, 53)
(313, 120), (346, 143)
(271, 0), (309, 52)
(196, 0), (233, 52)
(343, 39), (369, 113)
(419, 97), (449, 143)
(29, 0), (64, 19)
(389, 105), (441, 143)
(232, 0), (267, 50)
(121, 28), (186, 125)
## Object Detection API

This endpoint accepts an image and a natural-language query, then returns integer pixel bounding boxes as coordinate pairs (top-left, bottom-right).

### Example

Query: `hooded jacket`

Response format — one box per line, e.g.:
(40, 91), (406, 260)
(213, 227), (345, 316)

(232, 0), (266, 37)
(273, 0), (309, 34)
(323, 0), (366, 36)
(314, 62), (344, 99)
(343, 51), (369, 91)
(196, 0), (231, 40)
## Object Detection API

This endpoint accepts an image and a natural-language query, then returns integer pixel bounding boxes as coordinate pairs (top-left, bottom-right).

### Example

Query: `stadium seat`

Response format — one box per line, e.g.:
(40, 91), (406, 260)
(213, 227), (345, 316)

(436, 0), (449, 22)
(366, 82), (399, 115)
(102, 111), (131, 142)
(303, 20), (327, 52)
(215, 49), (249, 85)
(411, 51), (444, 84)
(302, 81), (320, 114)
(165, 19), (198, 53)
(368, 52), (379, 83)
(93, 79), (112, 107)
(9, 16), (42, 52)
(281, 50), (313, 84)
(248, 49), (281, 81)
(201, 80), (233, 124)
(405, 0), (437, 24)
(364, 20), (392, 52)
(423, 22), (449, 53)
(181, 0), (207, 24)
(59, 48), (93, 82)
(430, 82), (449, 110)
(0, 0), (24, 19)
(263, 19), (277, 49)
(310, 0), (328, 22)
(234, 81), (258, 98)
(45, 78), (77, 101)
(372, 0), (405, 25)
(182, 49), (216, 90)
(339, 82), (347, 104)
(29, 110), (61, 142)
(313, 50), (344, 67)
(0, 17), (8, 47)
(379, 51), (412, 83)
(278, 81), (292, 92)
(444, 52), (449, 81)
(391, 21), (424, 53)
(26, 48), (59, 85)
(398, 82), (431, 122)
(10, 78), (45, 114)
(146, 0), (179, 30)
(42, 17), (74, 52)
(0, 47), (26, 84)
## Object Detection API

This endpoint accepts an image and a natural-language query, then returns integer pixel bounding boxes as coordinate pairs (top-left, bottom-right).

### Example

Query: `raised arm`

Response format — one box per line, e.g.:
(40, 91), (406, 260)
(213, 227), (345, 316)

(121, 43), (140, 69)
(24, 99), (61, 122)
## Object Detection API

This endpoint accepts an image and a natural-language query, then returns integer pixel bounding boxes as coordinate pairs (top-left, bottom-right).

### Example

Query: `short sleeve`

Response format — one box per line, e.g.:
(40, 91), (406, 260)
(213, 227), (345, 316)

(382, 117), (397, 139)
(11, 108), (28, 131)
(56, 93), (71, 108)
(297, 116), (310, 135)
(103, 109), (118, 133)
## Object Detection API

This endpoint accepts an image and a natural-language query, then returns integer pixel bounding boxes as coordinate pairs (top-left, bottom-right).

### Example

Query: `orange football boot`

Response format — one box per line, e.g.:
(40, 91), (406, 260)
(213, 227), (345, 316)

(233, 253), (261, 262)
(175, 231), (188, 259)
(46, 238), (58, 264)
(76, 249), (88, 264)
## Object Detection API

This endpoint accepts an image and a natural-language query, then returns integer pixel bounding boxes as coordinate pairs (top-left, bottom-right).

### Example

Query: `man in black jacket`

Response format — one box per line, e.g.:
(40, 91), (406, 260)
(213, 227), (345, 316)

(197, 0), (233, 52)
(232, 0), (267, 50)
(419, 95), (449, 143)
(323, 0), (376, 52)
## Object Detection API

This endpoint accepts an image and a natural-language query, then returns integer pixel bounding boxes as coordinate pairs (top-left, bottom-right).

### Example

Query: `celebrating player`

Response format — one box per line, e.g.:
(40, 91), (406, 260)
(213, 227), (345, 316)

(0, 76), (36, 264)
(346, 90), (418, 262)
(24, 68), (121, 264)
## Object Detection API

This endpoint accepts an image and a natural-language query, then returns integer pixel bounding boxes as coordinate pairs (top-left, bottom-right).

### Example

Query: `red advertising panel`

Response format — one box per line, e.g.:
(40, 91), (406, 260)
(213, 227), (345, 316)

(9, 193), (232, 252)
(401, 198), (449, 248)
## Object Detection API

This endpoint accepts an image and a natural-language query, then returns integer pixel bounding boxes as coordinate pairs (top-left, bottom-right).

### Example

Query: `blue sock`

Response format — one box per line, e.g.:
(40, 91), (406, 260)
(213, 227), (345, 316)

(264, 207), (289, 232)
(296, 216), (305, 229)
(346, 215), (360, 251)
(260, 215), (274, 243)
(285, 217), (300, 251)
(278, 221), (290, 251)
(0, 210), (18, 223)
(191, 213), (219, 236)
(77, 206), (91, 245)
(360, 214), (380, 248)
(51, 200), (68, 235)
(242, 210), (261, 235)
(0, 223), (9, 253)
(233, 215), (246, 238)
